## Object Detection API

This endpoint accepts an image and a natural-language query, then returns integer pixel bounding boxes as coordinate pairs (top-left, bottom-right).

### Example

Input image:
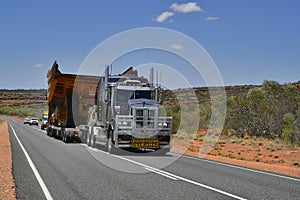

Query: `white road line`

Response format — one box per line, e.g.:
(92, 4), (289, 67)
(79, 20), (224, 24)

(88, 147), (101, 152)
(101, 151), (247, 200)
(9, 123), (53, 200)
(170, 152), (300, 182)
(144, 167), (178, 180)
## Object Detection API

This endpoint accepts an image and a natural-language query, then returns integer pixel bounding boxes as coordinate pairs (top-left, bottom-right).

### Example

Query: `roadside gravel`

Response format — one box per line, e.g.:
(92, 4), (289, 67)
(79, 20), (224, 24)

(0, 121), (16, 200)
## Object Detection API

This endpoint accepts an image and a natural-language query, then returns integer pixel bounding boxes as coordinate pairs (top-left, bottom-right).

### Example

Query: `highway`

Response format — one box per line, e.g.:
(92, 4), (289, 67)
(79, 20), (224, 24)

(7, 118), (300, 200)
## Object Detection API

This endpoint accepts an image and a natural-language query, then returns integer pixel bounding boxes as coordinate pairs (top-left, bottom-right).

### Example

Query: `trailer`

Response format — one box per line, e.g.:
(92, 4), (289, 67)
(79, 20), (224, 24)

(46, 61), (99, 142)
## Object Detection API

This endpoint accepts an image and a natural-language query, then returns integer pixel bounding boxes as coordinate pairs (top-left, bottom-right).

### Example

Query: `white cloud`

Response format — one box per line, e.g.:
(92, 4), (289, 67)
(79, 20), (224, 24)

(170, 2), (202, 13)
(169, 44), (183, 50)
(155, 11), (174, 23)
(34, 64), (43, 68)
(206, 16), (219, 21)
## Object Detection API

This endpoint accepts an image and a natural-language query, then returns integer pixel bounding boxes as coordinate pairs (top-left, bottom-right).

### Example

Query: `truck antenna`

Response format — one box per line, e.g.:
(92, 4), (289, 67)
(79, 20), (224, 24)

(110, 64), (112, 76)
(155, 69), (159, 102)
(150, 67), (154, 87)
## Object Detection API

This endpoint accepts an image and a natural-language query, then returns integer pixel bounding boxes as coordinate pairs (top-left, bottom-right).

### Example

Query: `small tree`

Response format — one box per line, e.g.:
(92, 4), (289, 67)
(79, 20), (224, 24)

(282, 113), (295, 143)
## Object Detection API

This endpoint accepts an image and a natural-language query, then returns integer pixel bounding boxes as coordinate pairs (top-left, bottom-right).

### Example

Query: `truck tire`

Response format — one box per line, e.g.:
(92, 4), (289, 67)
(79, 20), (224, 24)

(87, 127), (91, 146)
(87, 127), (95, 147)
(79, 129), (87, 144)
(47, 128), (53, 137)
(69, 132), (74, 143)
(90, 133), (95, 148)
(84, 130), (88, 144)
(63, 133), (66, 143)
(106, 130), (116, 154)
(63, 131), (69, 143)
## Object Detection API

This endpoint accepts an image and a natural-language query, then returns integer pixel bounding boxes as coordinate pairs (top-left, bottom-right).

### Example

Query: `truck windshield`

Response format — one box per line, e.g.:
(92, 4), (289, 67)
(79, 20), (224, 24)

(134, 91), (151, 99)
(116, 90), (151, 105)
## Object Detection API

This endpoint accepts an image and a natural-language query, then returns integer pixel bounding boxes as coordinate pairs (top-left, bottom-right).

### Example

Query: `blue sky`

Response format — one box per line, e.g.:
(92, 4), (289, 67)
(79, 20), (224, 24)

(0, 0), (299, 89)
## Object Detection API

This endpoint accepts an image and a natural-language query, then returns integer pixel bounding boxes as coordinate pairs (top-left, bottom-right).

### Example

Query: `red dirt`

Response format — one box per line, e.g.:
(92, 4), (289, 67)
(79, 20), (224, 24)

(171, 136), (300, 178)
(0, 121), (16, 200)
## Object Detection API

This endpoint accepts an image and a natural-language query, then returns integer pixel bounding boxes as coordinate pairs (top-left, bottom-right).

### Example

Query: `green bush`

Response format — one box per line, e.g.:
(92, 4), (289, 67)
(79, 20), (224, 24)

(0, 104), (47, 119)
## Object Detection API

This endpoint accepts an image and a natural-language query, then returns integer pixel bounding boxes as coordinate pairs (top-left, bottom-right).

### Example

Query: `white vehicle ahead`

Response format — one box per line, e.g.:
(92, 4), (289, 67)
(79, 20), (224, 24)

(41, 114), (48, 130)
(29, 117), (39, 126)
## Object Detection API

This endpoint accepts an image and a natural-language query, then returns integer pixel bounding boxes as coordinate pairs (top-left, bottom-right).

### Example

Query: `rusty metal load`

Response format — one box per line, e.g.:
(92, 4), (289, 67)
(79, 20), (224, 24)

(46, 61), (100, 139)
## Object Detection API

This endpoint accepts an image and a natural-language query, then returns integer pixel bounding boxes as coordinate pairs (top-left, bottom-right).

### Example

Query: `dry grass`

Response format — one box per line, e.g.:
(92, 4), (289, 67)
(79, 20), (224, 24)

(175, 134), (300, 168)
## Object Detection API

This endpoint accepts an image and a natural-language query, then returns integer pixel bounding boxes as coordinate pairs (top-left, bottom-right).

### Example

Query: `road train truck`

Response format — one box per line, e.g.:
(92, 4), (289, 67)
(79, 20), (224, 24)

(79, 66), (172, 154)
(47, 61), (172, 154)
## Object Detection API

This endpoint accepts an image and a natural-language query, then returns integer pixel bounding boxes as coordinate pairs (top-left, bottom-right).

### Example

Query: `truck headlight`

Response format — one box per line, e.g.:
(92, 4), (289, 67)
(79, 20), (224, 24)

(158, 122), (169, 128)
(118, 121), (131, 126)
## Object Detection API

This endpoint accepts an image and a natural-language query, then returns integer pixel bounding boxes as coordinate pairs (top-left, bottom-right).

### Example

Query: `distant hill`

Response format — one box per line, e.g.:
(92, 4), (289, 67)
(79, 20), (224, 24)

(163, 85), (259, 106)
(0, 82), (299, 121)
(0, 89), (47, 106)
(0, 82), (298, 107)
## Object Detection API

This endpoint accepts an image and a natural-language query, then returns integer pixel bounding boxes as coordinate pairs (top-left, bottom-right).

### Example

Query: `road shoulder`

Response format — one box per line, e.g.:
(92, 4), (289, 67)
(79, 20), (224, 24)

(0, 121), (16, 200)
(8, 120), (46, 200)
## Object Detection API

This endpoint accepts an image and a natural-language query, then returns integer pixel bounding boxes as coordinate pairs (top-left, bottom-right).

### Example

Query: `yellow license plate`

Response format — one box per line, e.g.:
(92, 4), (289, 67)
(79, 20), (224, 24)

(131, 139), (159, 148)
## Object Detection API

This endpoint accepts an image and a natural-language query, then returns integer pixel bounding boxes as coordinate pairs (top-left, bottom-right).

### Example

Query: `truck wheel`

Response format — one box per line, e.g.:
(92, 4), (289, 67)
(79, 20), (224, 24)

(68, 132), (74, 143)
(87, 133), (90, 146)
(90, 133), (95, 147)
(87, 127), (95, 147)
(63, 132), (69, 143)
(50, 129), (54, 137)
(106, 130), (116, 154)
(83, 130), (88, 144)
(47, 128), (53, 137)
(53, 130), (57, 139)
(87, 127), (91, 146)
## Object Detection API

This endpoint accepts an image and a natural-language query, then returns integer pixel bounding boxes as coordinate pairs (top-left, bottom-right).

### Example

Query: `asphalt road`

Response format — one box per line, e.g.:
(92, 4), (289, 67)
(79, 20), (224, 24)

(7, 118), (300, 200)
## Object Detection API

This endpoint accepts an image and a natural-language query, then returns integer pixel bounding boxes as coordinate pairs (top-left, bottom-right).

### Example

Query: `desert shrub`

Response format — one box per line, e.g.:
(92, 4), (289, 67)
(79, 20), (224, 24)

(228, 154), (235, 159)
(293, 163), (299, 166)
(254, 157), (261, 162)
(187, 147), (196, 152)
(0, 104), (47, 119)
(224, 81), (300, 143)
